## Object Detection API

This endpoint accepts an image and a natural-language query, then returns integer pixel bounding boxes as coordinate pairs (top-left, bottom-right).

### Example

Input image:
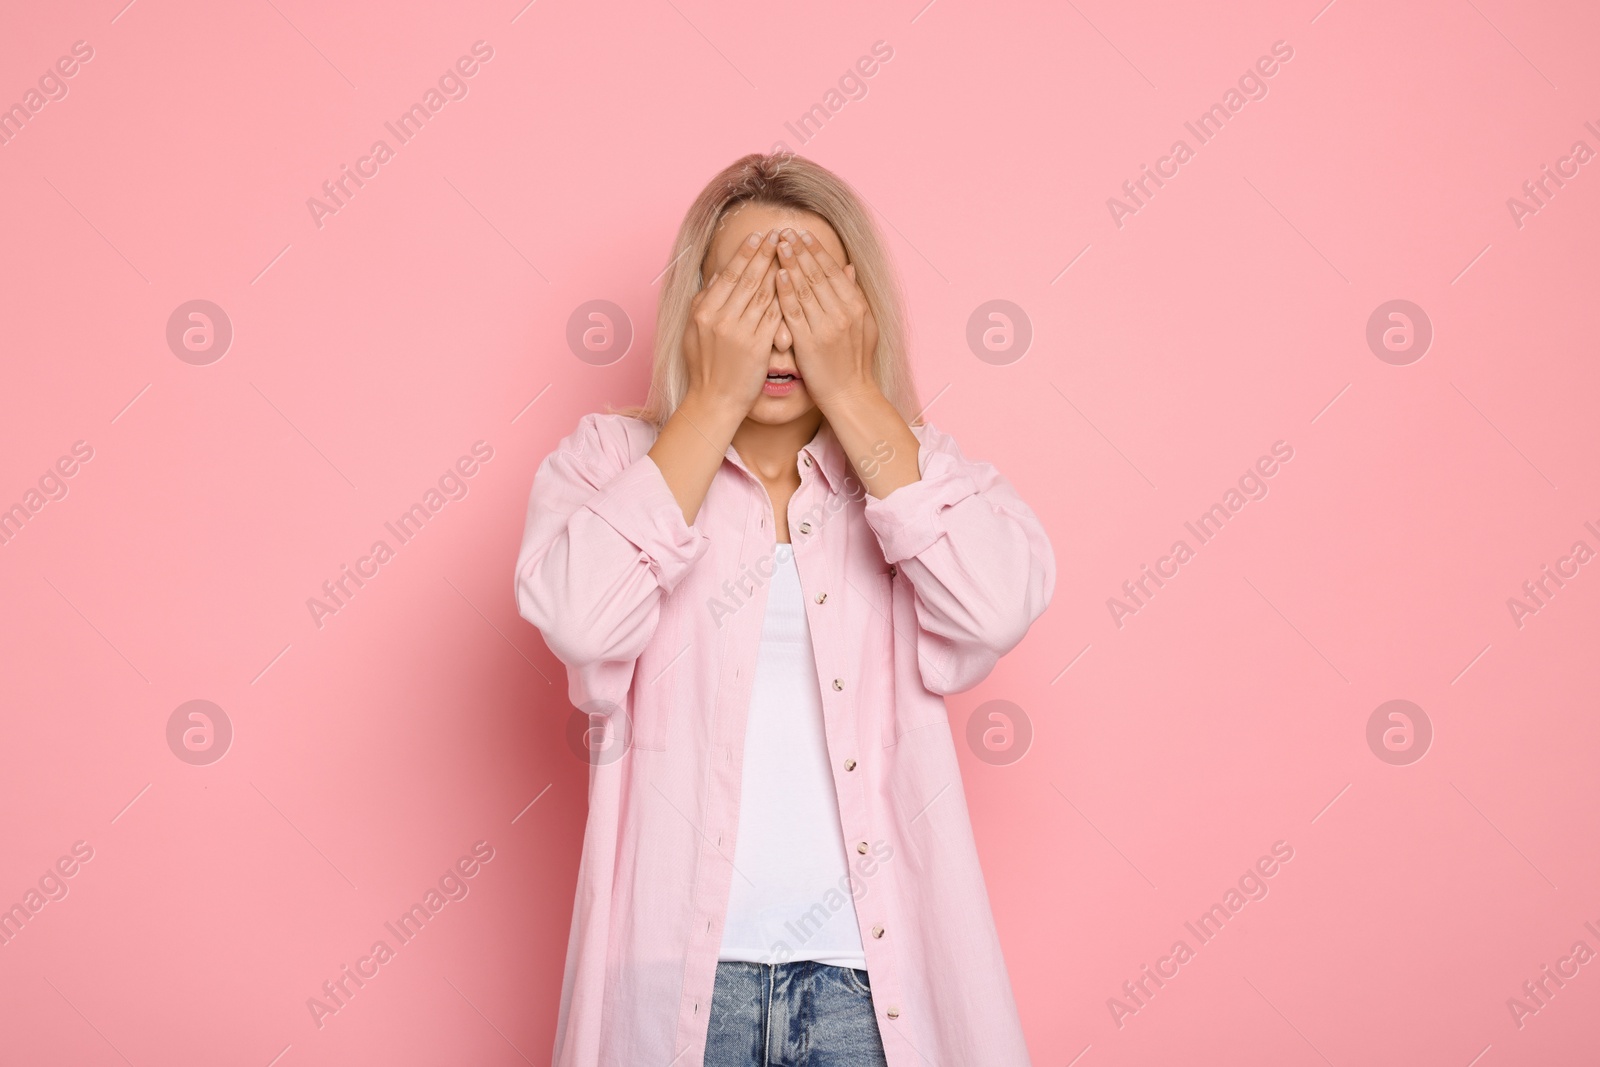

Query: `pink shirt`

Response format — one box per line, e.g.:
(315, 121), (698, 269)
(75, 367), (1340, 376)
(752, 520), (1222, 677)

(514, 412), (1055, 1066)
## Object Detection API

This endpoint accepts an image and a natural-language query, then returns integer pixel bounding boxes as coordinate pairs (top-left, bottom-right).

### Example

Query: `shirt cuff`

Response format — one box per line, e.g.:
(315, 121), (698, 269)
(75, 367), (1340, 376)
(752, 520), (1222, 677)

(583, 453), (710, 591)
(861, 442), (982, 563)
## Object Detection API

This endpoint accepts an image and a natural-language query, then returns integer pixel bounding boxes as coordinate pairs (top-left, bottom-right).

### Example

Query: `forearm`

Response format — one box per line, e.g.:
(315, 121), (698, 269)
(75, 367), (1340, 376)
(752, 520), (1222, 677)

(647, 391), (746, 525)
(819, 388), (922, 499)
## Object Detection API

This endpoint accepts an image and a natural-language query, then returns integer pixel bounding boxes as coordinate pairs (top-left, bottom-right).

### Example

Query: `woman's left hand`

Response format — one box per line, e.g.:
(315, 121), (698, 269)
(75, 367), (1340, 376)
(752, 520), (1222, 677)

(775, 229), (881, 412)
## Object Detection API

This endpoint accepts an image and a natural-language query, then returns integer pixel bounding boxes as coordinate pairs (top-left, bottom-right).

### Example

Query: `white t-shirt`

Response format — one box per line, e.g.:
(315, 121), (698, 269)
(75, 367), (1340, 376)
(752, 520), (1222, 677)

(717, 550), (867, 969)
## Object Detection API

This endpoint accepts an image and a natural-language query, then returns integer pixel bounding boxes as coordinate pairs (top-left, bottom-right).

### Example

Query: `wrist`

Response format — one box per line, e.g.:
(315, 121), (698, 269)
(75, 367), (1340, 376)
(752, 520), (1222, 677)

(676, 388), (748, 442)
(819, 386), (922, 499)
(811, 376), (883, 417)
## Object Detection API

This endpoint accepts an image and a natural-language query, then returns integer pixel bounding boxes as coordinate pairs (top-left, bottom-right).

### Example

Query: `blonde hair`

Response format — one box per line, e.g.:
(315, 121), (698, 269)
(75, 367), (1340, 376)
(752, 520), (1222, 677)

(617, 152), (920, 426)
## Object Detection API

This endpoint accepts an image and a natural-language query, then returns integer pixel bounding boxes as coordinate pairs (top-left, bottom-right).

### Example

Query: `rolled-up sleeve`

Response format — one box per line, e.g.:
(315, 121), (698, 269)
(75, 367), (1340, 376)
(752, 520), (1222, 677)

(857, 445), (985, 564)
(861, 423), (1055, 694)
(583, 450), (708, 592)
(515, 414), (710, 702)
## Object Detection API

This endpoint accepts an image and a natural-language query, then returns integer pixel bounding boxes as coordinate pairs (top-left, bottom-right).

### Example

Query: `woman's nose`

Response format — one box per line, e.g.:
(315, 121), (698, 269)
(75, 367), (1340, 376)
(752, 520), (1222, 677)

(774, 318), (793, 352)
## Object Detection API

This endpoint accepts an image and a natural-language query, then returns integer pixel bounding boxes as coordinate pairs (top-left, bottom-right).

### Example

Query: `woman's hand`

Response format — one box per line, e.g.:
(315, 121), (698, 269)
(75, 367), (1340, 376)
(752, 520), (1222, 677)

(681, 228), (784, 416)
(775, 227), (921, 500)
(775, 228), (880, 412)
(649, 228), (782, 526)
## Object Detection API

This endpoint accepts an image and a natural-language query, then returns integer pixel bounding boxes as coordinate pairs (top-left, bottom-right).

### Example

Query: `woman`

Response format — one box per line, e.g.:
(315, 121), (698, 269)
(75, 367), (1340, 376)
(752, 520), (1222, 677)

(515, 153), (1054, 1067)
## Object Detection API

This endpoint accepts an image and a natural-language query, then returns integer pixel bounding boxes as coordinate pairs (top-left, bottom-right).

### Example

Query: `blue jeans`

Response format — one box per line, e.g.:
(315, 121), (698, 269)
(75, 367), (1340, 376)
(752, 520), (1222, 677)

(703, 960), (888, 1066)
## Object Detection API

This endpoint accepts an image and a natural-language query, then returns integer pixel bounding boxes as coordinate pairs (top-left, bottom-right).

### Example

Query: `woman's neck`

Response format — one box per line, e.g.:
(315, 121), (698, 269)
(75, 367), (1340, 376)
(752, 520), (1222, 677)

(732, 410), (825, 484)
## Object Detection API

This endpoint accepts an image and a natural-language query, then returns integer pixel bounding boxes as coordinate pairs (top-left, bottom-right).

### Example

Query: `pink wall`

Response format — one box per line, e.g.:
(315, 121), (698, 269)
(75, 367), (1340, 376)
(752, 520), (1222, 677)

(2, 0), (1597, 1063)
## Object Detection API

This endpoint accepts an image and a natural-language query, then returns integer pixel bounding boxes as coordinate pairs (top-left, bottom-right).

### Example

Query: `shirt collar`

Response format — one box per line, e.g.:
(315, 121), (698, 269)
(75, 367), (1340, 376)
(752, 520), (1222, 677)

(720, 420), (859, 496)
(801, 421), (857, 495)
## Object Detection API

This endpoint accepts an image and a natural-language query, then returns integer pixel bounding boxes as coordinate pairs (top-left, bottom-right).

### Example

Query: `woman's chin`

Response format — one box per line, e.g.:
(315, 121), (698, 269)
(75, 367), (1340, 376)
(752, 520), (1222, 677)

(747, 386), (816, 425)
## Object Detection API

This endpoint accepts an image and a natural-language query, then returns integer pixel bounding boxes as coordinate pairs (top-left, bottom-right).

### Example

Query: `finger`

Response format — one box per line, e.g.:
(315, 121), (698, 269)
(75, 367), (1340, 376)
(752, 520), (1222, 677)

(756, 289), (784, 348)
(719, 228), (782, 318)
(793, 231), (857, 313)
(739, 261), (779, 328)
(701, 229), (772, 312)
(775, 264), (811, 335)
(700, 230), (761, 311)
(777, 235), (828, 325)
(788, 230), (846, 315)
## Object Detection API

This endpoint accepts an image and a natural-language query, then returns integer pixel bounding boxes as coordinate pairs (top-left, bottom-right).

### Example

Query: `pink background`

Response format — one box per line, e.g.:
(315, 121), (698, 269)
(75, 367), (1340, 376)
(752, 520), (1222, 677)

(3, 0), (1598, 1063)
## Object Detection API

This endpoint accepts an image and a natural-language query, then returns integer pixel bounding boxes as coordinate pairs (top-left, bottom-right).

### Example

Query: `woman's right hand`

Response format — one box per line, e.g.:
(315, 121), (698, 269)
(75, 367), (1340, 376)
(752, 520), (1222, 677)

(681, 228), (784, 417)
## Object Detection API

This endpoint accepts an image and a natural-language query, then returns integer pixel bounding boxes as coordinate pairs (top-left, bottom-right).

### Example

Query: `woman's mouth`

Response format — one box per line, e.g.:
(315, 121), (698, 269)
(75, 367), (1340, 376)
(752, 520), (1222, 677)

(763, 371), (801, 397)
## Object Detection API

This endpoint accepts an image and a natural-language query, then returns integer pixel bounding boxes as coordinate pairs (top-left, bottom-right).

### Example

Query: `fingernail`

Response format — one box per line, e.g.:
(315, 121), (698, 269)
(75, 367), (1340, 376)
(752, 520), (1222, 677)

(779, 241), (792, 257)
(766, 230), (780, 245)
(779, 268), (789, 283)
(747, 232), (762, 247)
(799, 230), (815, 245)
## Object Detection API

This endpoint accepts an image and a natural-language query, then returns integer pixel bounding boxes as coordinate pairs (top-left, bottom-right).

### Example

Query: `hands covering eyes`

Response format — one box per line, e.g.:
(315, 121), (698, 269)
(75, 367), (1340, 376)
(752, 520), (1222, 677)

(681, 226), (879, 416)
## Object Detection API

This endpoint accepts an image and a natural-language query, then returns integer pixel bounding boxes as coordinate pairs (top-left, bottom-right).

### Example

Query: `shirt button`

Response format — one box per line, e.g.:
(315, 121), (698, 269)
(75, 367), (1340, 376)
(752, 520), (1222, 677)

(888, 564), (897, 578)
(856, 841), (869, 854)
(803, 455), (813, 467)
(799, 521), (813, 534)
(815, 592), (828, 604)
(832, 678), (843, 691)
(844, 758), (856, 771)
(871, 924), (885, 938)
(886, 1006), (900, 1020)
